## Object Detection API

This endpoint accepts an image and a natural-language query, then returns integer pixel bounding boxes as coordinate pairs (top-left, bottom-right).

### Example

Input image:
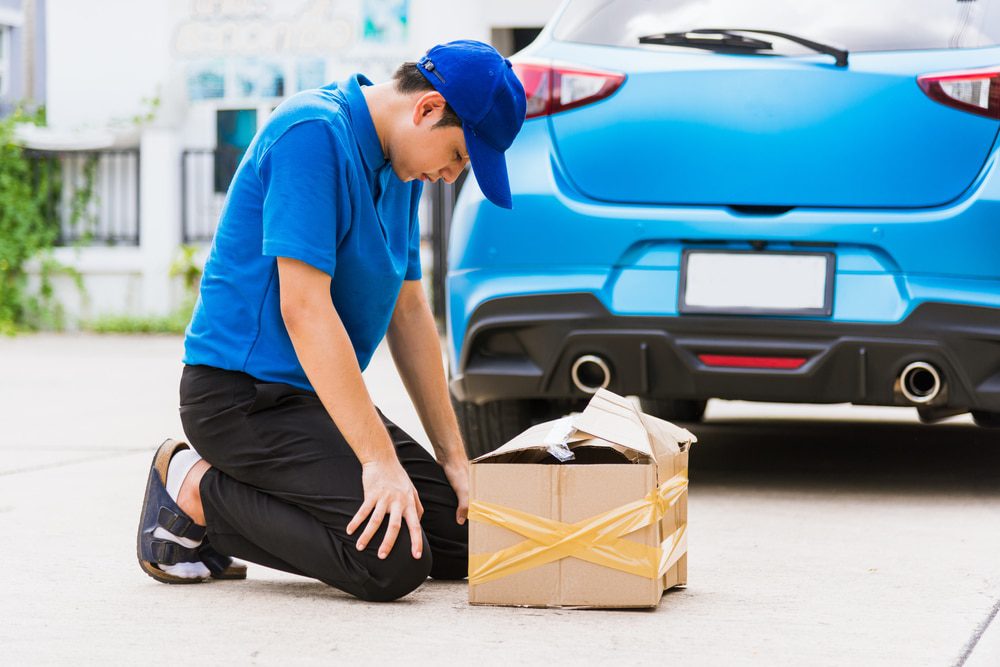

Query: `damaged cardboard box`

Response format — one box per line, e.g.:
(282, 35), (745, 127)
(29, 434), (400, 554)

(468, 388), (696, 608)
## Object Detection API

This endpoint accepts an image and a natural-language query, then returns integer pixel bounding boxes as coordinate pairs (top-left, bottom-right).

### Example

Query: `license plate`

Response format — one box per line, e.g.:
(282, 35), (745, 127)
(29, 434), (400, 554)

(679, 250), (834, 316)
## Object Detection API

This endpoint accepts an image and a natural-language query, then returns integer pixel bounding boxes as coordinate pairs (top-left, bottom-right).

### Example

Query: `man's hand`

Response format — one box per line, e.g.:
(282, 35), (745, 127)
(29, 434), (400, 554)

(442, 458), (470, 525)
(347, 458), (425, 559)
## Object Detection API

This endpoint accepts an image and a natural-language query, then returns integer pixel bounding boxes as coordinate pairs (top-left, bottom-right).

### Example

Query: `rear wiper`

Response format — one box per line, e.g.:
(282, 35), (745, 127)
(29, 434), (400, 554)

(639, 28), (849, 68)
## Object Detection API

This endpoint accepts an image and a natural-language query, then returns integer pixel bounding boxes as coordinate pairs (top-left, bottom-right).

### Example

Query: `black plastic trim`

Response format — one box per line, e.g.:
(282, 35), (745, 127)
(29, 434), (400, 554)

(451, 292), (1000, 413)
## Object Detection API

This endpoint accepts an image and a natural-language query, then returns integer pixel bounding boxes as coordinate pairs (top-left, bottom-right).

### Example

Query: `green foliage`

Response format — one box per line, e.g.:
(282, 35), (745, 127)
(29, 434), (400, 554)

(67, 154), (99, 246)
(0, 107), (64, 334)
(169, 244), (203, 295)
(84, 307), (193, 335)
(129, 93), (161, 127)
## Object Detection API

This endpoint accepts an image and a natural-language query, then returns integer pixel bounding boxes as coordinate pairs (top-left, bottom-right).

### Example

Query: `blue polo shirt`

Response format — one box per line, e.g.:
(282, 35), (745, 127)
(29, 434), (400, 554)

(183, 74), (424, 391)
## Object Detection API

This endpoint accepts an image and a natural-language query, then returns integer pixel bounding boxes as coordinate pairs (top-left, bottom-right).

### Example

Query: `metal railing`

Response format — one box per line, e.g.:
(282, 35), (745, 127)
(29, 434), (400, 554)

(181, 149), (226, 244)
(26, 148), (141, 246)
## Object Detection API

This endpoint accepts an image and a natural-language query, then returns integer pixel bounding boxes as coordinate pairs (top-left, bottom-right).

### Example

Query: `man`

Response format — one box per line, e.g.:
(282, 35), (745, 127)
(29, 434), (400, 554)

(135, 40), (527, 602)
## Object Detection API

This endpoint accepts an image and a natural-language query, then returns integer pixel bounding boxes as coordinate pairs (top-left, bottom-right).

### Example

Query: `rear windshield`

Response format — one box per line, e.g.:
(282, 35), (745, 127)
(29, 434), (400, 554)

(553, 0), (1000, 53)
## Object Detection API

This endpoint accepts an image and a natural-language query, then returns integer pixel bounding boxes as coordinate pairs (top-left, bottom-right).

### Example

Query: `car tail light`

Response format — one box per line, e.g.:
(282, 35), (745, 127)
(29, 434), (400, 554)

(918, 66), (1000, 119)
(511, 61), (625, 119)
(698, 354), (808, 370)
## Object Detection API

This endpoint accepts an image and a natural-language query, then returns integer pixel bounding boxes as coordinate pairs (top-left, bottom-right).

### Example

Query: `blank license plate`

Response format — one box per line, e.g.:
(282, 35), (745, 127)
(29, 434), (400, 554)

(680, 251), (834, 316)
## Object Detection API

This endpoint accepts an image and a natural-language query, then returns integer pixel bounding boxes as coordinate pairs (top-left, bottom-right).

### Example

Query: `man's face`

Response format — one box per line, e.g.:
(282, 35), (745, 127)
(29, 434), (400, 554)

(389, 91), (470, 185)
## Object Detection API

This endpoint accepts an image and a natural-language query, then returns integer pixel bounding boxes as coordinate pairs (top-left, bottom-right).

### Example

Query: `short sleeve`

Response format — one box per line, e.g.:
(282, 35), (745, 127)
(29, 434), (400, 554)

(257, 120), (352, 277)
(404, 182), (424, 281)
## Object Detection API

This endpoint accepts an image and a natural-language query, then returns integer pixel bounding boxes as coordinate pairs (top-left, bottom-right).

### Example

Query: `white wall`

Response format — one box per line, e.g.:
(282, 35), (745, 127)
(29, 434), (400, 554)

(45, 0), (172, 131)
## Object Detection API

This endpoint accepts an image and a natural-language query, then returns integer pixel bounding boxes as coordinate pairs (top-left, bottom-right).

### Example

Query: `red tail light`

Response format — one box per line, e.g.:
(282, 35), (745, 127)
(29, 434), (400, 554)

(698, 354), (808, 370)
(511, 61), (625, 119)
(918, 66), (1000, 119)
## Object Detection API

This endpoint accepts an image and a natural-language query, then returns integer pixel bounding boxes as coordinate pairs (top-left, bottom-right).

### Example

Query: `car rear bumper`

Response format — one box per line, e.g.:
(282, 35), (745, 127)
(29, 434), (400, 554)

(449, 292), (1000, 413)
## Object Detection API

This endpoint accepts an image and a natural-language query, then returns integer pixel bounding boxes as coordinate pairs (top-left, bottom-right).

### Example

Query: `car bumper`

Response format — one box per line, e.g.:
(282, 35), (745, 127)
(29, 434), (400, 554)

(449, 292), (1000, 413)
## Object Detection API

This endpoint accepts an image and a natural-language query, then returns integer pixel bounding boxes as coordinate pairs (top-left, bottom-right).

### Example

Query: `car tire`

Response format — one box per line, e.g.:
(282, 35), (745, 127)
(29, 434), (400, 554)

(972, 410), (1000, 428)
(452, 396), (535, 459)
(639, 398), (707, 423)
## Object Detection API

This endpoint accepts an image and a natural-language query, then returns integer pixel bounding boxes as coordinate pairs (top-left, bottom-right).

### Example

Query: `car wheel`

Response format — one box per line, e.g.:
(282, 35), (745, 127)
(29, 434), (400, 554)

(452, 396), (534, 459)
(639, 398), (707, 423)
(972, 410), (1000, 428)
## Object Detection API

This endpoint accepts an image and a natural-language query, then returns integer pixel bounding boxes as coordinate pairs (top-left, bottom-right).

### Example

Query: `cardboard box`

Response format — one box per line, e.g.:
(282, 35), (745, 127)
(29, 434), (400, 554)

(468, 388), (696, 608)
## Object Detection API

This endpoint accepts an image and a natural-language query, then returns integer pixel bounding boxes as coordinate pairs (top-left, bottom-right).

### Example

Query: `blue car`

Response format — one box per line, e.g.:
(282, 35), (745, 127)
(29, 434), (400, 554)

(447, 0), (1000, 455)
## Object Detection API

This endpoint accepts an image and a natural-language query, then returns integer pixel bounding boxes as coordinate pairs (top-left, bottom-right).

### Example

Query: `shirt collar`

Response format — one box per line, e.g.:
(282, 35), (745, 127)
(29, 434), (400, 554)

(342, 73), (388, 172)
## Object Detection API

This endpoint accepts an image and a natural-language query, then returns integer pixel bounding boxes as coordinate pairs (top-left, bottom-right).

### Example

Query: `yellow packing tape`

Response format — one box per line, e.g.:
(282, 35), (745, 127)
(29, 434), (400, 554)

(468, 471), (688, 585)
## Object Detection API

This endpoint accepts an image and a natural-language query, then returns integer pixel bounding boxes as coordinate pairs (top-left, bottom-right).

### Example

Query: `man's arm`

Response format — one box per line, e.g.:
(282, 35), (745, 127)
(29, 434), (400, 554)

(277, 256), (424, 559)
(386, 279), (469, 524)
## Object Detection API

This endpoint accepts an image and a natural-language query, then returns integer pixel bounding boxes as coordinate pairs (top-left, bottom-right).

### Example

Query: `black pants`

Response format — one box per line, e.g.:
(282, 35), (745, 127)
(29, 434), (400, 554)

(178, 364), (468, 602)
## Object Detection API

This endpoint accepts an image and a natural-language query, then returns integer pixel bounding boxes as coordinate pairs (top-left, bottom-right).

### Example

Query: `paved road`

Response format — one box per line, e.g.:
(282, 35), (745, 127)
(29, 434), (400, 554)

(1, 334), (997, 666)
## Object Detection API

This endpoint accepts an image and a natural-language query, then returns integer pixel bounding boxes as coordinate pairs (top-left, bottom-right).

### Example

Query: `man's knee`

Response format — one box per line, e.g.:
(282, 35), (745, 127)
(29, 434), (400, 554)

(354, 535), (434, 602)
(356, 553), (433, 602)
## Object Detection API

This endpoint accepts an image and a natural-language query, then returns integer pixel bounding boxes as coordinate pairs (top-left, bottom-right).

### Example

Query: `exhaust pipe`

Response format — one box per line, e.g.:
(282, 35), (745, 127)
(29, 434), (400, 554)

(571, 354), (611, 394)
(899, 361), (942, 404)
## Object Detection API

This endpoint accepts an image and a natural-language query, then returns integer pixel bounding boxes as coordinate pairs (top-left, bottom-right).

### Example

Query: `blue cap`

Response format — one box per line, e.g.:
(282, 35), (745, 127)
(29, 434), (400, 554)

(416, 40), (527, 209)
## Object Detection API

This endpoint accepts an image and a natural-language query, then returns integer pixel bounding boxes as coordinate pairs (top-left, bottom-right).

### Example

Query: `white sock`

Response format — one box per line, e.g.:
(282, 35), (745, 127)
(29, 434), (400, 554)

(154, 448), (210, 579)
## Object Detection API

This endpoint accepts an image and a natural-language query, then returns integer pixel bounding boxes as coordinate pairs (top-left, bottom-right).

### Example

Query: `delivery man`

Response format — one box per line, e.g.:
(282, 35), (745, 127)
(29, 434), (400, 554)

(135, 40), (527, 601)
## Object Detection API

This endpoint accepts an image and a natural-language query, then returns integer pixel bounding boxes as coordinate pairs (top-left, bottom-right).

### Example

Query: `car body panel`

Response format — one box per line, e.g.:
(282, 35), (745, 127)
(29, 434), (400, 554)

(543, 45), (1000, 208)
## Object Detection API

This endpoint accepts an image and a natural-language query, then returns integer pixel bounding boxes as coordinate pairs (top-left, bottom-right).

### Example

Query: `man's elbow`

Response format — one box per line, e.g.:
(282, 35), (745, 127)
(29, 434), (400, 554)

(393, 282), (427, 320)
(280, 296), (320, 335)
(388, 298), (423, 338)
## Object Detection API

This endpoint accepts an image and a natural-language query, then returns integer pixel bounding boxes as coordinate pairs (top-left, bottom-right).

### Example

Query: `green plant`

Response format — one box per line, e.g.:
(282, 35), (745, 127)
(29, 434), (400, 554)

(129, 93), (161, 127)
(169, 243), (202, 322)
(84, 309), (192, 335)
(67, 154), (99, 246)
(0, 107), (65, 334)
(170, 244), (203, 298)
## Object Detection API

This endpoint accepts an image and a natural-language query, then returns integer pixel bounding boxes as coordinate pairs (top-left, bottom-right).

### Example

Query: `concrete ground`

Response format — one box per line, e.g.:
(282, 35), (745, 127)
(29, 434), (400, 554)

(1, 333), (998, 666)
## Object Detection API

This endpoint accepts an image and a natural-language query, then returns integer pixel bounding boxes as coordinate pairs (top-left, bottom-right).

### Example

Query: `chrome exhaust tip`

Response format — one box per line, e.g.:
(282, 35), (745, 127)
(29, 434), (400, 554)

(899, 361), (942, 404)
(571, 355), (611, 394)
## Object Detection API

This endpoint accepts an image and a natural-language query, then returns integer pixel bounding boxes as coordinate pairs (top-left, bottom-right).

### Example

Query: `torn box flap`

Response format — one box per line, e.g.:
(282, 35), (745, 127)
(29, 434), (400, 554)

(570, 389), (653, 457)
(471, 417), (591, 463)
(638, 412), (697, 469)
(640, 413), (696, 449)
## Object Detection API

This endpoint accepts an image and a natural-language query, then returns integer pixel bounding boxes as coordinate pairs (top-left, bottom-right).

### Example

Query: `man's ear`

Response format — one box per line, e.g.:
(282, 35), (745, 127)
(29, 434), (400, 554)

(412, 91), (447, 126)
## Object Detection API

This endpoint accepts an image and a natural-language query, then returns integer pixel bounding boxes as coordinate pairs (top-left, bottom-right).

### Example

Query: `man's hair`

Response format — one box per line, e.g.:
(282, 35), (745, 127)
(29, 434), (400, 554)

(393, 62), (463, 129)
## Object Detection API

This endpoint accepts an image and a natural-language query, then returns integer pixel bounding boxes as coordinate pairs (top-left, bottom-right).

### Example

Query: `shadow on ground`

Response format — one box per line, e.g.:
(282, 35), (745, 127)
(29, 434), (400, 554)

(684, 418), (1000, 495)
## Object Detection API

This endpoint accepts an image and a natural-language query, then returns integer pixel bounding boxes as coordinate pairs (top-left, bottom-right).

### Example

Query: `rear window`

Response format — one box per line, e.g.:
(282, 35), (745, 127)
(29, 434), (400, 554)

(553, 0), (1000, 53)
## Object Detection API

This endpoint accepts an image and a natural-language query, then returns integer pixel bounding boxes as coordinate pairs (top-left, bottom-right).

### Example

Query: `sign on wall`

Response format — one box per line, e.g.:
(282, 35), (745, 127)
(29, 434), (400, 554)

(174, 0), (354, 57)
(177, 0), (412, 101)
